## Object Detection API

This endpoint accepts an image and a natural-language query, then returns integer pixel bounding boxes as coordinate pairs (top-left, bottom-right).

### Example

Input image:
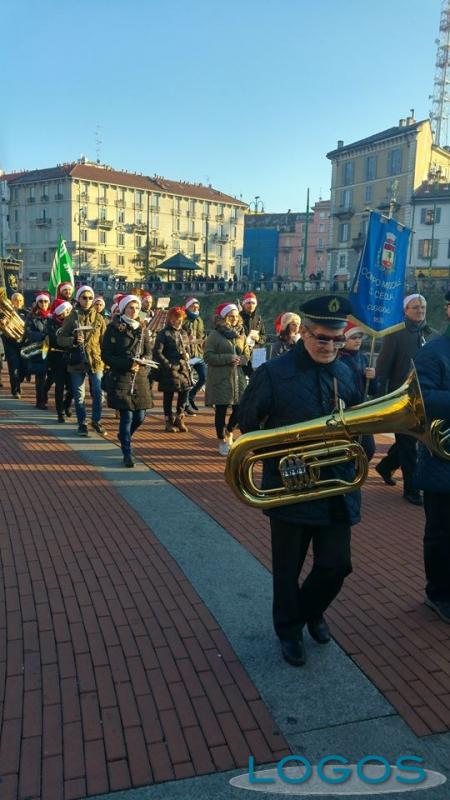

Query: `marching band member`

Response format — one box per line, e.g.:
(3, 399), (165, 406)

(271, 312), (301, 357)
(182, 297), (206, 414)
(204, 302), (250, 456)
(24, 291), (51, 409)
(240, 292), (266, 377)
(93, 296), (108, 317)
(47, 299), (73, 422)
(57, 285), (107, 437)
(153, 306), (192, 433)
(339, 321), (376, 461)
(1, 292), (27, 398)
(238, 295), (362, 667)
(56, 282), (74, 301)
(101, 294), (153, 468)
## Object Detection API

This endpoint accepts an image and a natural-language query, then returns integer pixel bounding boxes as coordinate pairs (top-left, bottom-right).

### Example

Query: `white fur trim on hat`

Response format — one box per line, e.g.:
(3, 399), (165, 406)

(111, 303), (118, 315)
(185, 297), (199, 310)
(54, 300), (72, 316)
(219, 302), (238, 318)
(403, 293), (425, 309)
(36, 292), (50, 303)
(118, 294), (141, 315)
(344, 325), (363, 338)
(75, 285), (94, 302)
(280, 312), (301, 331)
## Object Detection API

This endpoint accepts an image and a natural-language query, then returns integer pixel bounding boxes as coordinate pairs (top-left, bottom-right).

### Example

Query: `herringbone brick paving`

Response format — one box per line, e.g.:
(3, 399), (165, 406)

(0, 415), (289, 800)
(107, 394), (450, 738)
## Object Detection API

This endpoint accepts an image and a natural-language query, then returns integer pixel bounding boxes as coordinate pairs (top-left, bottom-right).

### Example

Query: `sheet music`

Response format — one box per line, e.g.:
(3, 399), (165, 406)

(251, 347), (267, 368)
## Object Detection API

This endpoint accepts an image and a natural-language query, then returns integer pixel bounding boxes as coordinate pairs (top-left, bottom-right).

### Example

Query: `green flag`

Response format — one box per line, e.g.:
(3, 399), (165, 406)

(48, 235), (74, 297)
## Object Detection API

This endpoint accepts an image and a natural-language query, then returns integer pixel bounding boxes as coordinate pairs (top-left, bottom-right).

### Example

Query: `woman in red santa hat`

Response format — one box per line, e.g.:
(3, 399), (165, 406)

(240, 291), (266, 377)
(24, 291), (52, 409)
(47, 299), (73, 422)
(271, 312), (301, 358)
(153, 307), (192, 432)
(204, 302), (251, 455)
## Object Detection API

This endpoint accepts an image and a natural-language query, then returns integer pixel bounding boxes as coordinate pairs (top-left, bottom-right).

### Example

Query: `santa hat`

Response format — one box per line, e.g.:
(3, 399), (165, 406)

(75, 285), (94, 302)
(216, 302), (238, 319)
(35, 291), (51, 303)
(276, 312), (301, 334)
(57, 281), (73, 297)
(403, 293), (425, 310)
(110, 302), (119, 315)
(52, 300), (72, 317)
(343, 321), (364, 338)
(141, 291), (152, 299)
(93, 296), (105, 305)
(185, 297), (199, 310)
(242, 292), (257, 305)
(118, 294), (142, 315)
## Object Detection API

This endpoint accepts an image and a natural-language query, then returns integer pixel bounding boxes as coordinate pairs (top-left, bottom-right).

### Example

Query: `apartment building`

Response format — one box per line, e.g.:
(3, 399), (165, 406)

(326, 116), (450, 282)
(410, 181), (450, 280)
(244, 211), (312, 280)
(5, 160), (247, 288)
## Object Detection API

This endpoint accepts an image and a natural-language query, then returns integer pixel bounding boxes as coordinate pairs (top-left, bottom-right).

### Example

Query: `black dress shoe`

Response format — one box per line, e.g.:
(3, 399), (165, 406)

(425, 597), (450, 623)
(403, 492), (423, 506)
(307, 617), (331, 644)
(123, 454), (135, 468)
(375, 462), (396, 486)
(279, 636), (306, 667)
(189, 398), (199, 411)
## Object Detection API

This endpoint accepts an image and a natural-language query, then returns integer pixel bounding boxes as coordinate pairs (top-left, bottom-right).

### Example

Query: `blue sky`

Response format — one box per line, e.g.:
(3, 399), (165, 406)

(1, 0), (441, 211)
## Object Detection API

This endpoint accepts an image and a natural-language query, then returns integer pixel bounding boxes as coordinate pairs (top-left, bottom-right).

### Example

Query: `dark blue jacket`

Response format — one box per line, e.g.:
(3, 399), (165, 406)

(414, 332), (450, 493)
(238, 341), (363, 525)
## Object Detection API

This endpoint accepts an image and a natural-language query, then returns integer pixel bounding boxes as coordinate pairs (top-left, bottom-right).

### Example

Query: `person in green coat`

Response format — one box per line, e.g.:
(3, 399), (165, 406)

(204, 302), (251, 456)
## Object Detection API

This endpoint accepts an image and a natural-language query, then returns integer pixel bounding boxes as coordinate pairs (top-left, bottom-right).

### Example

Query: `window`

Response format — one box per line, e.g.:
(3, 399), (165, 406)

(341, 189), (352, 208)
(56, 181), (63, 199)
(175, 197), (181, 213)
(100, 253), (107, 265)
(135, 190), (144, 208)
(189, 220), (195, 234)
(189, 199), (196, 216)
(217, 245), (223, 257)
(173, 239), (180, 251)
(342, 161), (354, 185)
(365, 155), (377, 181)
(203, 202), (210, 217)
(15, 231), (19, 243)
(135, 235), (142, 248)
(420, 207), (441, 224)
(117, 233), (125, 247)
(118, 255), (125, 266)
(151, 193), (160, 211)
(319, 211), (325, 219)
(99, 230), (106, 244)
(118, 188), (125, 203)
(418, 239), (439, 259)
(28, 186), (35, 202)
(387, 148), (402, 175)
(99, 207), (106, 221)
(365, 185), (373, 204)
(339, 254), (347, 270)
(81, 229), (87, 242)
(99, 185), (107, 201)
(153, 214), (159, 229)
(232, 225), (237, 239)
(42, 250), (47, 262)
(319, 223), (324, 232)
(136, 211), (143, 225)
(14, 209), (18, 222)
(118, 210), (125, 223)
(338, 223), (349, 242)
(41, 184), (49, 200)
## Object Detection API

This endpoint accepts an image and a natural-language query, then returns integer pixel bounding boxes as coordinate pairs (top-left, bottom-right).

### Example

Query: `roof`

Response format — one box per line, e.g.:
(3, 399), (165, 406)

(413, 180), (450, 201)
(326, 120), (426, 159)
(158, 252), (201, 271)
(5, 161), (247, 206)
(245, 211), (310, 230)
(0, 170), (29, 183)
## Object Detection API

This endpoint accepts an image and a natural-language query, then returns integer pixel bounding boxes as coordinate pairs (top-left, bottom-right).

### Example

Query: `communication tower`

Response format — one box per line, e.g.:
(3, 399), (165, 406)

(430, 0), (450, 147)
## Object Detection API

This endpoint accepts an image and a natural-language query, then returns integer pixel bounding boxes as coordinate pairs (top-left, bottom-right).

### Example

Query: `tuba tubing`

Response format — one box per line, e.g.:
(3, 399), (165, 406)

(225, 367), (448, 510)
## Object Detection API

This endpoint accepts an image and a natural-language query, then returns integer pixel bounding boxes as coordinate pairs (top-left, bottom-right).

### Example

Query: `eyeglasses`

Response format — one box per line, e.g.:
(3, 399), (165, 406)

(305, 329), (346, 348)
(79, 294), (93, 300)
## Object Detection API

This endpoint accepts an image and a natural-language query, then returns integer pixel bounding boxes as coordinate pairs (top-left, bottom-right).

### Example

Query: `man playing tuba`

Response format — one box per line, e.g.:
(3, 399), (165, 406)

(238, 295), (362, 667)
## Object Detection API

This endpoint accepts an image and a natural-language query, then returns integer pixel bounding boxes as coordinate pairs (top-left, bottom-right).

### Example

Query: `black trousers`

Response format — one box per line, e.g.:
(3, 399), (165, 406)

(214, 404), (239, 438)
(423, 491), (450, 603)
(163, 389), (189, 417)
(53, 369), (73, 415)
(270, 517), (352, 640)
(5, 348), (23, 395)
(378, 433), (418, 494)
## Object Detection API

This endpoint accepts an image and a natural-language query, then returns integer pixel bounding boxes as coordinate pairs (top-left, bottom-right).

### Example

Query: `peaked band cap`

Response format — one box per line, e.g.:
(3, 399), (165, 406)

(300, 295), (352, 328)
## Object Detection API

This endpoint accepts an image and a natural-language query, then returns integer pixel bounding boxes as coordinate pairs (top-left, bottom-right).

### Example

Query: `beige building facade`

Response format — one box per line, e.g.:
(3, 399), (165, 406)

(5, 161), (247, 289)
(326, 117), (450, 282)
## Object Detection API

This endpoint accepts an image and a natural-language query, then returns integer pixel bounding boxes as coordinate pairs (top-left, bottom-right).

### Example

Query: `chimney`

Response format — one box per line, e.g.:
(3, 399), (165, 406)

(337, 140), (344, 149)
(399, 119), (406, 127)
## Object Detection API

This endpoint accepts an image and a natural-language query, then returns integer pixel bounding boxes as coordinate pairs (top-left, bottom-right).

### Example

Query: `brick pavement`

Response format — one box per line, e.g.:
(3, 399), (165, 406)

(97, 396), (450, 739)
(0, 415), (289, 800)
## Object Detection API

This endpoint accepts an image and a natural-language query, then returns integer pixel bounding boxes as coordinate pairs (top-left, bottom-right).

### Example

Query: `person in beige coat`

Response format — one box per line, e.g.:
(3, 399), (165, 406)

(204, 302), (251, 455)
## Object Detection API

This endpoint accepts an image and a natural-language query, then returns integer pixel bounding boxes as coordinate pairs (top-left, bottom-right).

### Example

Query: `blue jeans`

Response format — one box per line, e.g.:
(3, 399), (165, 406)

(70, 371), (103, 425)
(189, 360), (206, 400)
(119, 409), (146, 456)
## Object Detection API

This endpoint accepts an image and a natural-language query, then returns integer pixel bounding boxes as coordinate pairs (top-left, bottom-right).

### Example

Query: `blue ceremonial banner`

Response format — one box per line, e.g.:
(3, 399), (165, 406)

(349, 211), (411, 336)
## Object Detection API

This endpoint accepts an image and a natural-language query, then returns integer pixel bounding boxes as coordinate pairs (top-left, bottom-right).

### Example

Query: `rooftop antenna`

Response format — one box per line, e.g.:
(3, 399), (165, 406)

(429, 0), (450, 147)
(95, 125), (103, 164)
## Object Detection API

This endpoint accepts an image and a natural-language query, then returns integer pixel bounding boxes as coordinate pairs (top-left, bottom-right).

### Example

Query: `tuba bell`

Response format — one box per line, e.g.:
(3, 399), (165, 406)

(0, 288), (25, 342)
(225, 367), (450, 510)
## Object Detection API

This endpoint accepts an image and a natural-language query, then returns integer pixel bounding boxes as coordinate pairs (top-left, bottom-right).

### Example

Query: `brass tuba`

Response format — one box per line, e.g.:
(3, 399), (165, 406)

(225, 367), (450, 510)
(0, 288), (25, 342)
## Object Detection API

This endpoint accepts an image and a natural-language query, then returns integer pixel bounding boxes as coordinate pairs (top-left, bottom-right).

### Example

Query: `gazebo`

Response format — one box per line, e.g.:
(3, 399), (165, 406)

(157, 252), (201, 281)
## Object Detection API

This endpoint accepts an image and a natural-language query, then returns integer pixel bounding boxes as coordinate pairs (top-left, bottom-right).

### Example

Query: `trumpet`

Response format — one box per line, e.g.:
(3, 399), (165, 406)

(20, 336), (50, 360)
(225, 367), (450, 510)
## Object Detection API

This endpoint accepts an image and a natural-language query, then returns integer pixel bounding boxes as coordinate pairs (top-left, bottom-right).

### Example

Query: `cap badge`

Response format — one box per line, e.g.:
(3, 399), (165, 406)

(328, 297), (340, 312)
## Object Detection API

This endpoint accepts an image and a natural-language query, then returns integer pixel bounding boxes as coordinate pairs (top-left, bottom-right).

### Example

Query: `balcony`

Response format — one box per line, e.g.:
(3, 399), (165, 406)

(189, 231), (201, 240)
(95, 219), (114, 229)
(40, 194), (49, 201)
(151, 242), (168, 256)
(172, 208), (181, 216)
(35, 217), (52, 227)
(133, 222), (147, 234)
(27, 197), (36, 203)
(115, 199), (126, 208)
(178, 231), (189, 239)
(78, 192), (90, 202)
(315, 245), (325, 252)
(134, 202), (144, 210)
(352, 233), (365, 251)
(54, 193), (64, 201)
(214, 233), (229, 243)
(201, 212), (210, 220)
(333, 205), (354, 220)
(216, 214), (225, 222)
(97, 197), (108, 205)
